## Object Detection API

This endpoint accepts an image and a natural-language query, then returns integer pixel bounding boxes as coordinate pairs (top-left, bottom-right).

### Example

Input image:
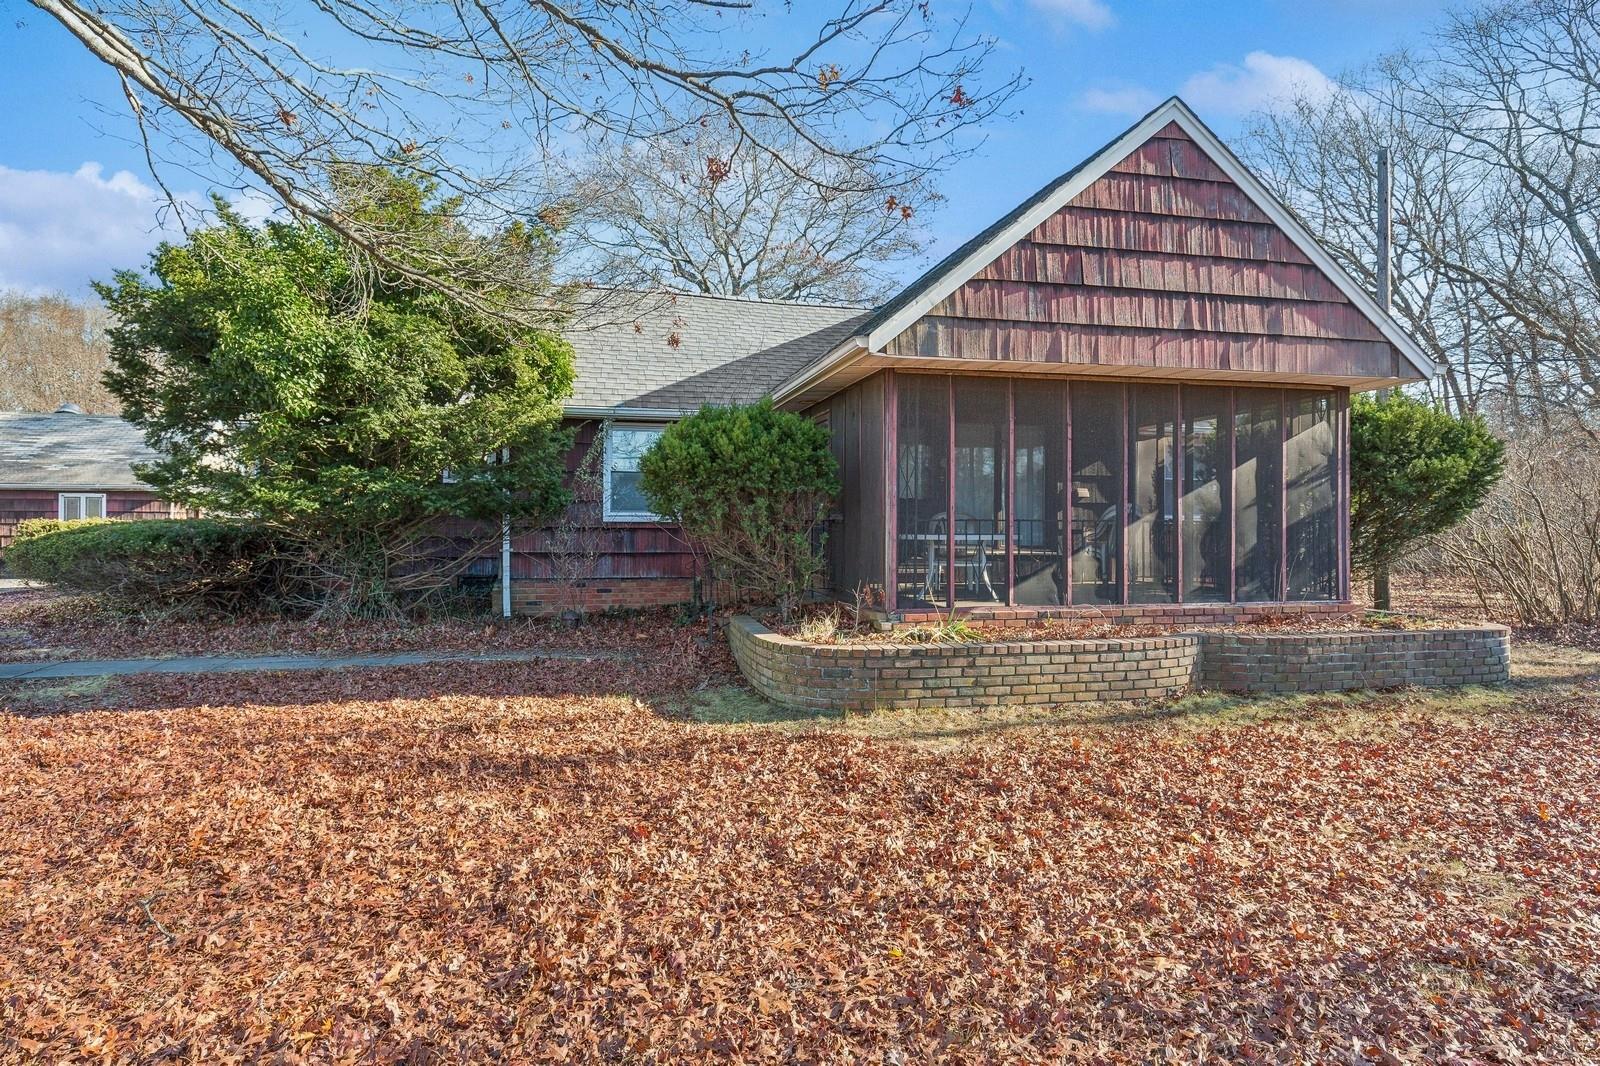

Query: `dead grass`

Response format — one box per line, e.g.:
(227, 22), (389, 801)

(2, 617), (1598, 1062)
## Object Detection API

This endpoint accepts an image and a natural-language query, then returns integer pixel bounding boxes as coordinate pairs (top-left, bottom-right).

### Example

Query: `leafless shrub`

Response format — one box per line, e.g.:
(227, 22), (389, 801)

(1439, 433), (1600, 624)
(541, 428), (608, 621)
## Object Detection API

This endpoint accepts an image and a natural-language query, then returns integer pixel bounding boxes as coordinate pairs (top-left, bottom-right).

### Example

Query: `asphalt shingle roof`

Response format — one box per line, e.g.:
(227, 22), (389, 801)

(565, 291), (871, 412)
(0, 410), (158, 491)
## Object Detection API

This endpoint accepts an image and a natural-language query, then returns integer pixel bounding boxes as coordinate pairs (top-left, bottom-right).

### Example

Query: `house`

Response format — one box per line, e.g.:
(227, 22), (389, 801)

(514, 97), (1427, 619)
(0, 405), (181, 551)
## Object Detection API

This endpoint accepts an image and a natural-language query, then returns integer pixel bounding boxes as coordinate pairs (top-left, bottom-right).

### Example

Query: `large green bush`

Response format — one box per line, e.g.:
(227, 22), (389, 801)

(6, 519), (282, 612)
(1351, 392), (1504, 608)
(96, 172), (576, 616)
(638, 401), (838, 620)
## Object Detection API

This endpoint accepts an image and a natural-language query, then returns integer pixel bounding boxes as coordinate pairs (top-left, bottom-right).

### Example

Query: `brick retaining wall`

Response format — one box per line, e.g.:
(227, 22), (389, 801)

(728, 616), (1511, 712)
(730, 617), (1202, 712)
(1201, 627), (1512, 694)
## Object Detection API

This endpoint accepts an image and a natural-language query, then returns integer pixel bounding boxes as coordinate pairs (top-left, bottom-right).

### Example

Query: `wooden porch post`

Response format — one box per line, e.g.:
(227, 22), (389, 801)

(1228, 388), (1237, 604)
(1279, 389), (1289, 602)
(947, 374), (956, 611)
(1174, 384), (1184, 606)
(1064, 377), (1073, 608)
(884, 370), (898, 616)
(1005, 379), (1016, 607)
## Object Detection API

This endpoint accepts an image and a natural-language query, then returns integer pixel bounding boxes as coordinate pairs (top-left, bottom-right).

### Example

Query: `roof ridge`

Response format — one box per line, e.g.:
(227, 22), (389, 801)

(0, 410), (131, 419)
(575, 284), (874, 312)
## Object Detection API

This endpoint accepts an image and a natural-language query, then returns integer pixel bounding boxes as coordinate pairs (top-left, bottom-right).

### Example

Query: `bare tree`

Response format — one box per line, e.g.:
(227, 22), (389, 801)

(28, 0), (1021, 324)
(1245, 0), (1600, 425)
(1244, 88), (1514, 416)
(560, 119), (933, 303)
(0, 293), (120, 413)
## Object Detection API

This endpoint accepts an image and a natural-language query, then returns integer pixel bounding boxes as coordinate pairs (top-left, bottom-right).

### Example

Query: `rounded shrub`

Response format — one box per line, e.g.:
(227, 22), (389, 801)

(638, 400), (838, 619)
(6, 518), (282, 612)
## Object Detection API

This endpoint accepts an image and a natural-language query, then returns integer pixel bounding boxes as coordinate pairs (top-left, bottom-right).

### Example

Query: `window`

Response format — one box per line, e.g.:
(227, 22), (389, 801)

(1126, 384), (1178, 604)
(442, 448), (509, 484)
(603, 424), (665, 521)
(1285, 390), (1338, 599)
(890, 376), (1344, 610)
(1069, 381), (1124, 605)
(953, 380), (1009, 605)
(894, 375), (951, 608)
(1181, 387), (1231, 603)
(1013, 382), (1067, 605)
(1234, 389), (1282, 601)
(58, 493), (106, 521)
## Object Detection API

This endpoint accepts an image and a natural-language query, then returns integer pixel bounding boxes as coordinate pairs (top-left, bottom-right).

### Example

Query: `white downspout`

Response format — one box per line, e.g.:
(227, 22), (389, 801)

(500, 514), (512, 619)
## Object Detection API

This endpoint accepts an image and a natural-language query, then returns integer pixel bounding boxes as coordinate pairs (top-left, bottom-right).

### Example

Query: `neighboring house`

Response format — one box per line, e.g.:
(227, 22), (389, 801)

(0, 405), (180, 551)
(515, 97), (1431, 619)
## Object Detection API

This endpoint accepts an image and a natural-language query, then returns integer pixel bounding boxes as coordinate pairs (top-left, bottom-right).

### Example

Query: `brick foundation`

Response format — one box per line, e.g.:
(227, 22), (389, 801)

(510, 578), (698, 615)
(728, 615), (1511, 712)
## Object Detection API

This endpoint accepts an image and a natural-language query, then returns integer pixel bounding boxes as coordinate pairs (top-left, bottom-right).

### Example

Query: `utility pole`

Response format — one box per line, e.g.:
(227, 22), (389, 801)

(1377, 145), (1393, 318)
(1373, 145), (1395, 610)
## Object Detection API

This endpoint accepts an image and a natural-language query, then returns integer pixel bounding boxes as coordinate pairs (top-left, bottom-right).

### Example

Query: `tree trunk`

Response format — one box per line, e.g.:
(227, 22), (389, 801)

(1373, 563), (1392, 611)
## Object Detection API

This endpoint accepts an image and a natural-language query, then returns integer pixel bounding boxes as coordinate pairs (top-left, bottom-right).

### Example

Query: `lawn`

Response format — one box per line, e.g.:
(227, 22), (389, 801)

(2, 622), (1598, 1063)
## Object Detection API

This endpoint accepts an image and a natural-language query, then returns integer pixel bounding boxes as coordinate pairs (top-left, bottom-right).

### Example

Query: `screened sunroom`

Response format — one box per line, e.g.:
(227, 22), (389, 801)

(819, 371), (1348, 616)
(787, 99), (1429, 620)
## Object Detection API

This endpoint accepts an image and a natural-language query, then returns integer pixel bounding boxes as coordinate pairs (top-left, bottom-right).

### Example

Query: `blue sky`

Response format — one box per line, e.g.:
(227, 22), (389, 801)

(0, 0), (1451, 297)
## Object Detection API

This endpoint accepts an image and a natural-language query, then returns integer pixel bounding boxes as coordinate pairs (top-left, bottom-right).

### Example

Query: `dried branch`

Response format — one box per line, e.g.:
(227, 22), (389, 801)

(28, 0), (1022, 322)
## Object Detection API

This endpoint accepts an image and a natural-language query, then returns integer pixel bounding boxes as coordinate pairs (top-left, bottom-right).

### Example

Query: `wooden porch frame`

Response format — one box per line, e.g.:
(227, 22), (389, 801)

(880, 371), (1346, 615)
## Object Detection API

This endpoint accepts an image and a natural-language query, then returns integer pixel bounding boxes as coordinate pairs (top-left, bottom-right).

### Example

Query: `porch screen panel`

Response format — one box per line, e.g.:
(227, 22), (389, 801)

(1181, 386), (1230, 602)
(1013, 382), (1067, 605)
(1285, 390), (1338, 600)
(1234, 388), (1282, 601)
(953, 379), (1009, 606)
(1070, 381), (1123, 605)
(822, 376), (886, 600)
(1127, 384), (1178, 603)
(895, 375), (950, 609)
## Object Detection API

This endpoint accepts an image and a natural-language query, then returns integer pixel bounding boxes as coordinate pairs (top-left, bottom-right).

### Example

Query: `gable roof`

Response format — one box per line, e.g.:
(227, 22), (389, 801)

(565, 290), (871, 416)
(772, 96), (1435, 404)
(0, 410), (158, 491)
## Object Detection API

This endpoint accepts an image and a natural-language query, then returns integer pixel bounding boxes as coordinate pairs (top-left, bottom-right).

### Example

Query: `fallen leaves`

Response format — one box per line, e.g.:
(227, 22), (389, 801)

(0, 653), (1598, 1061)
(0, 588), (712, 665)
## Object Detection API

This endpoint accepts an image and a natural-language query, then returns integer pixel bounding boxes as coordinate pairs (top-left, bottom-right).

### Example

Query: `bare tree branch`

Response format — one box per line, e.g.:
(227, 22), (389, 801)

(27, 0), (1022, 322)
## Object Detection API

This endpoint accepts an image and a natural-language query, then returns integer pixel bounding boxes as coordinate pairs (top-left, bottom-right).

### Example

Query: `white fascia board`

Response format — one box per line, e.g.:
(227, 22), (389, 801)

(769, 337), (869, 406)
(562, 405), (695, 421)
(855, 97), (1436, 383)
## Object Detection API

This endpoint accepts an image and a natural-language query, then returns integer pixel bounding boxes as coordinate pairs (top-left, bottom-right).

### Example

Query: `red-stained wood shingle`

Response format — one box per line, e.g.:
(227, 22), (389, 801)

(885, 123), (1400, 378)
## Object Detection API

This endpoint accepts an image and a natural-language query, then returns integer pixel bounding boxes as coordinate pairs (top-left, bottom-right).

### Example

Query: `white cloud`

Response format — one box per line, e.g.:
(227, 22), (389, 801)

(1179, 51), (1334, 117)
(0, 162), (186, 295)
(0, 163), (284, 296)
(1076, 85), (1161, 117)
(1028, 0), (1115, 31)
(1074, 52), (1333, 121)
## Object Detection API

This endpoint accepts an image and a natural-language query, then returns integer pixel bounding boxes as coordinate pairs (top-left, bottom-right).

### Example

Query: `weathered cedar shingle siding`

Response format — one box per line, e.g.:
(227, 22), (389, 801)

(883, 124), (1402, 380)
(508, 420), (700, 582)
(0, 490), (180, 550)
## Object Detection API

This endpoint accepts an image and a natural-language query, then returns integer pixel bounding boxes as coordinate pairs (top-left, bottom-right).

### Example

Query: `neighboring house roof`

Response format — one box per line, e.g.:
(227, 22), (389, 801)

(565, 290), (871, 415)
(0, 409), (158, 491)
(769, 97), (1435, 407)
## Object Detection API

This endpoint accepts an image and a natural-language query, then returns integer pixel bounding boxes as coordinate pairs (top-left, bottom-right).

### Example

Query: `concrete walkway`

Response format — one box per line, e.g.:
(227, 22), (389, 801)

(0, 647), (624, 681)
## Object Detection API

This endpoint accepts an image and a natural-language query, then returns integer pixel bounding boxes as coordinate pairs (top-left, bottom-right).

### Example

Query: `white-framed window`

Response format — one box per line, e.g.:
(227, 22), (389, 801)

(603, 423), (666, 522)
(442, 448), (510, 484)
(58, 493), (106, 521)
